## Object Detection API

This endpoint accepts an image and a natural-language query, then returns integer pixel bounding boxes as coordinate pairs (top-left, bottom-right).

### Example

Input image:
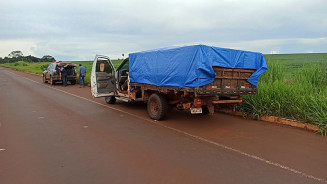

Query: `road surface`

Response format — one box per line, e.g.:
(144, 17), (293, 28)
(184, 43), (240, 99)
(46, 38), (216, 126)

(0, 67), (326, 184)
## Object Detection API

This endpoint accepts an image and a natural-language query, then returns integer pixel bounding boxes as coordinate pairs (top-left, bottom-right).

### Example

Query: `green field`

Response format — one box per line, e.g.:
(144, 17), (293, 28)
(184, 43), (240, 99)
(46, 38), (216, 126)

(264, 53), (327, 63)
(264, 53), (327, 77)
(1, 54), (326, 134)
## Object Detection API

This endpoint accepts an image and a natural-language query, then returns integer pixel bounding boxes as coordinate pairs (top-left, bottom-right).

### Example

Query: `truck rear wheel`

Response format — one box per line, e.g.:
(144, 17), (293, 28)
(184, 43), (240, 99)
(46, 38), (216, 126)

(105, 96), (116, 104)
(147, 93), (168, 120)
(201, 105), (210, 115)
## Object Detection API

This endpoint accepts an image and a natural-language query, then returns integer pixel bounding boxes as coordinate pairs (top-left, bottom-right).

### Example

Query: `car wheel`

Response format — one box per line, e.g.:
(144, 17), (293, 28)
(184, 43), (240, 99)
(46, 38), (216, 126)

(50, 76), (55, 85)
(105, 96), (116, 104)
(147, 93), (168, 120)
(70, 80), (76, 85)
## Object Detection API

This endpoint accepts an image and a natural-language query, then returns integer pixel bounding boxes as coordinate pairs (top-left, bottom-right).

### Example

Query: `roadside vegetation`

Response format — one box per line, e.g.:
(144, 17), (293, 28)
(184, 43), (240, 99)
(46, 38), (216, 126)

(1, 61), (51, 75)
(240, 55), (327, 135)
(1, 54), (326, 134)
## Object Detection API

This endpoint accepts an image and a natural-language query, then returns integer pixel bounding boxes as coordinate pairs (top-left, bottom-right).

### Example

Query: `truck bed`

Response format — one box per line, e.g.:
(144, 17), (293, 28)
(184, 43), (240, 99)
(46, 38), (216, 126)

(130, 67), (256, 96)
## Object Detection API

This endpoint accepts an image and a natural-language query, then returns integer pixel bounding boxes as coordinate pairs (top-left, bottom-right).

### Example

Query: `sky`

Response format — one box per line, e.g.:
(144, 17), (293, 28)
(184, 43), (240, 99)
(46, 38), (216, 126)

(0, 0), (326, 61)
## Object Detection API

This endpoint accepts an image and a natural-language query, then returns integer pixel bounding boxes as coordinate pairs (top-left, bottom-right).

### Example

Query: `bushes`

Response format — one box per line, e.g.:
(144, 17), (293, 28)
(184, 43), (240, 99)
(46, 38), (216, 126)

(40, 64), (49, 70)
(13, 61), (29, 66)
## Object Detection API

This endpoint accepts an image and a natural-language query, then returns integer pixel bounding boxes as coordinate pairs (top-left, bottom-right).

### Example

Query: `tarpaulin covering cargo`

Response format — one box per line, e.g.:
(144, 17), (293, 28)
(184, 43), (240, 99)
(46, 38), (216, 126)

(129, 45), (267, 88)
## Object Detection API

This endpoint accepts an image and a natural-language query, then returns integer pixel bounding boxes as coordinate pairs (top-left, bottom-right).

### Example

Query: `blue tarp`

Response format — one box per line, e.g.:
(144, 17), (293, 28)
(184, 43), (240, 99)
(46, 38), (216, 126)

(129, 45), (267, 88)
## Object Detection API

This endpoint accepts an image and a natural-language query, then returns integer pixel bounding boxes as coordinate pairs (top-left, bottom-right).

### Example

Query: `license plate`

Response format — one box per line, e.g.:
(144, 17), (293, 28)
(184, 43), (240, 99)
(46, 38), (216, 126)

(190, 108), (202, 114)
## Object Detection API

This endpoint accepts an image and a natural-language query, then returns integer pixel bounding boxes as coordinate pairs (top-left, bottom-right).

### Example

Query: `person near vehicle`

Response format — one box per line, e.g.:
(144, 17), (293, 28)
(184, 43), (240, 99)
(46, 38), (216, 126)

(60, 64), (69, 87)
(78, 64), (87, 88)
(56, 65), (61, 78)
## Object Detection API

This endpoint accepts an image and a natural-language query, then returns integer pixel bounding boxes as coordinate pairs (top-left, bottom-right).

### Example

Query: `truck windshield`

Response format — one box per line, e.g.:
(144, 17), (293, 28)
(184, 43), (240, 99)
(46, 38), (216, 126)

(120, 62), (129, 71)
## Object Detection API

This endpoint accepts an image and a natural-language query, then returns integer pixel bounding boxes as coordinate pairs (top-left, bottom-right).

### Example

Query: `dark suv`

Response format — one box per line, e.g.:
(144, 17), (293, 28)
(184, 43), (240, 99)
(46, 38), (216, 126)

(43, 62), (77, 85)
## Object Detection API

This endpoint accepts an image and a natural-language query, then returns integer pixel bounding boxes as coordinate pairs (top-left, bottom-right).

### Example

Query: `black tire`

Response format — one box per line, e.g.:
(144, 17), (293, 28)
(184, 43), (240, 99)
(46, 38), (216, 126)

(43, 75), (48, 83)
(147, 93), (168, 120)
(70, 80), (76, 85)
(201, 105), (210, 115)
(50, 76), (55, 85)
(105, 96), (116, 104)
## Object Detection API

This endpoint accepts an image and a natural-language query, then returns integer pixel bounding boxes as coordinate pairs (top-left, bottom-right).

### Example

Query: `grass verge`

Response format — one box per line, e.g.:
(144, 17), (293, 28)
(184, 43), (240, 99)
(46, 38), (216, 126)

(239, 61), (327, 135)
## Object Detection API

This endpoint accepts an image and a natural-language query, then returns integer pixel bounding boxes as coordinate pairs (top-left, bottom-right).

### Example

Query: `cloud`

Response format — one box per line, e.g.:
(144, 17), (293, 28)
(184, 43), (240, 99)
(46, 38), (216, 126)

(0, 40), (38, 58)
(0, 0), (326, 60)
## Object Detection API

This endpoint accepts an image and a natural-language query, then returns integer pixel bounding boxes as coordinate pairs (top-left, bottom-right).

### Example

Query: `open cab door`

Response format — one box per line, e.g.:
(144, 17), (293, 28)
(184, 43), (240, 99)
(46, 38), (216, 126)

(91, 55), (117, 98)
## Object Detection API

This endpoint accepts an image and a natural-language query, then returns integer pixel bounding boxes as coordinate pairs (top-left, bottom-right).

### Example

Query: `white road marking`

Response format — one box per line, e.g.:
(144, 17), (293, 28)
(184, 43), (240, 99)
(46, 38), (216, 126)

(4, 69), (327, 183)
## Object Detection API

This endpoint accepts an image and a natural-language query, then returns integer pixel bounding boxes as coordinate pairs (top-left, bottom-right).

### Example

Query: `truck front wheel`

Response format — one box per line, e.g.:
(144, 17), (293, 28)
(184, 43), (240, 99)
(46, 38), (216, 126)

(105, 96), (116, 104)
(147, 93), (168, 120)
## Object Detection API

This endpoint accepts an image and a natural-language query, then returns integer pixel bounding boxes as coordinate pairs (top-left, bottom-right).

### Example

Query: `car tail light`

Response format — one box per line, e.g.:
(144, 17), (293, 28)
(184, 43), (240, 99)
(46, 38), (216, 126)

(194, 98), (202, 107)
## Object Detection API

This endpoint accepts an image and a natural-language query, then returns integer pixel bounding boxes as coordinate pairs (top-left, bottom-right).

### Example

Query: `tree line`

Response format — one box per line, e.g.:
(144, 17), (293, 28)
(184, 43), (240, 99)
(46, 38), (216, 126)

(0, 55), (55, 64)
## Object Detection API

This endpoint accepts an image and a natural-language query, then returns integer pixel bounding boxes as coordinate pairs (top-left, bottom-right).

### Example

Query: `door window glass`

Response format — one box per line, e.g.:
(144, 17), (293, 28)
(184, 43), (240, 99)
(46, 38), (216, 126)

(96, 59), (112, 74)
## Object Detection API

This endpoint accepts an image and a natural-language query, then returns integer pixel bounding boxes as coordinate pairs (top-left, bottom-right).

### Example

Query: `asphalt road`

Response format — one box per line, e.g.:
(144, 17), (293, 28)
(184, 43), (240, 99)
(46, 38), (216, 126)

(0, 67), (326, 184)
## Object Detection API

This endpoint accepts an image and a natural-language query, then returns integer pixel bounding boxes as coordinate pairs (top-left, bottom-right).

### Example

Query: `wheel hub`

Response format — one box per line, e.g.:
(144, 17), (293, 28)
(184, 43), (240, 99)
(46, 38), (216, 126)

(150, 101), (159, 115)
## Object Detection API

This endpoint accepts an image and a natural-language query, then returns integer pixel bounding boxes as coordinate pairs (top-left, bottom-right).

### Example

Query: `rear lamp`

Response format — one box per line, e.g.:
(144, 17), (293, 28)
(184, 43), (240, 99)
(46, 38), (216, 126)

(195, 98), (202, 107)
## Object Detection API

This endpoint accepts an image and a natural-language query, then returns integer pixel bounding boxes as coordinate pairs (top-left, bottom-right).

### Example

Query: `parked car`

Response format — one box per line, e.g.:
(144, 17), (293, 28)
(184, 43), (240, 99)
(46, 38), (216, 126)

(43, 62), (77, 85)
